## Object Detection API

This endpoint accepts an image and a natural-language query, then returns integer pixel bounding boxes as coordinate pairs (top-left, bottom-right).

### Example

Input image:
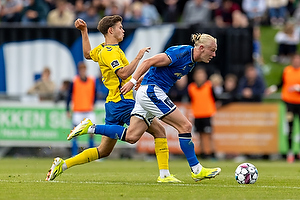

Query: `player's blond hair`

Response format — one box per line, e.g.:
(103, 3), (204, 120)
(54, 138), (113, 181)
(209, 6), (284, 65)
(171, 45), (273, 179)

(191, 33), (217, 47)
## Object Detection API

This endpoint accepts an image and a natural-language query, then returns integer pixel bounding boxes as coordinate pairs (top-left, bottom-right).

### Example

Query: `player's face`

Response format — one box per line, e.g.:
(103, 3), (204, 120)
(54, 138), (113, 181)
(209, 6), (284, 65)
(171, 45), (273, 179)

(112, 21), (125, 42)
(200, 40), (217, 63)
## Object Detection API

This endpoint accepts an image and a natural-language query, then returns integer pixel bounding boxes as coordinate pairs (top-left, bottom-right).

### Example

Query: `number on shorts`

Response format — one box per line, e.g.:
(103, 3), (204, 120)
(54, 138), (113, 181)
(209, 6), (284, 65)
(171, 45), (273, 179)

(164, 97), (174, 108)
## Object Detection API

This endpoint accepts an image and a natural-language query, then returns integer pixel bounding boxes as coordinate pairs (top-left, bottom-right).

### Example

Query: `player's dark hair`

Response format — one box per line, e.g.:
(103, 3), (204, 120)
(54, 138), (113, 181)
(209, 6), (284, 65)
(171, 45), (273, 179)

(97, 15), (123, 35)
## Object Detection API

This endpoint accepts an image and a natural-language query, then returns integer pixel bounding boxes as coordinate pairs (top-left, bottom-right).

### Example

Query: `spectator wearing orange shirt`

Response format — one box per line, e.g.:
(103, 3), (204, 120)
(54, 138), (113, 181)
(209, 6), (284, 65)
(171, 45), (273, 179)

(66, 62), (97, 156)
(266, 54), (300, 163)
(188, 66), (217, 159)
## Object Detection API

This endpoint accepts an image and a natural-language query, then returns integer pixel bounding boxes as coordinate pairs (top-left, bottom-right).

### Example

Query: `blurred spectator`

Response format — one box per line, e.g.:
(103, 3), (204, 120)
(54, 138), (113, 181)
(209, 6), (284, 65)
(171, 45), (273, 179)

(27, 67), (56, 100)
(271, 22), (300, 64)
(21, 0), (49, 25)
(242, 0), (267, 25)
(217, 73), (238, 106)
(209, 73), (223, 96)
(44, 0), (56, 11)
(141, 0), (161, 26)
(292, 2), (300, 24)
(66, 62), (96, 156)
(95, 72), (108, 101)
(168, 75), (189, 102)
(54, 80), (71, 103)
(182, 0), (212, 25)
(47, 0), (75, 26)
(207, 0), (221, 10)
(105, 0), (124, 16)
(73, 0), (85, 15)
(91, 0), (110, 15)
(236, 63), (266, 102)
(188, 66), (217, 159)
(77, 3), (100, 26)
(266, 0), (288, 27)
(124, 1), (144, 25)
(265, 54), (300, 163)
(287, 0), (297, 17)
(0, 0), (23, 22)
(207, 0), (221, 20)
(161, 0), (181, 23)
(214, 0), (248, 28)
(253, 26), (265, 76)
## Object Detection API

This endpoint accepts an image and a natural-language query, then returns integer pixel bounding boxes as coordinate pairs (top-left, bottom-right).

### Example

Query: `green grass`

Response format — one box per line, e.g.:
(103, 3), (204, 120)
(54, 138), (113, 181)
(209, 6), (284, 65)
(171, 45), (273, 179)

(1, 158), (300, 200)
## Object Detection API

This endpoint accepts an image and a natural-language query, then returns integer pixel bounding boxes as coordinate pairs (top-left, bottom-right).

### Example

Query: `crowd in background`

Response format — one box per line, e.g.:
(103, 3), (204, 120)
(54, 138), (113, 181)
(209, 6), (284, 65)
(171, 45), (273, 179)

(2, 0), (300, 162)
(19, 0), (300, 104)
(0, 0), (299, 28)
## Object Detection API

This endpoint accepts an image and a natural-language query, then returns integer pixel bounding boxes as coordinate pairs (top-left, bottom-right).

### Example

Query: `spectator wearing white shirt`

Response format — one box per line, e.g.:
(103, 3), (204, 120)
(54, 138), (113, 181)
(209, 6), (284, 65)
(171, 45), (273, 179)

(272, 22), (300, 64)
(242, 0), (267, 25)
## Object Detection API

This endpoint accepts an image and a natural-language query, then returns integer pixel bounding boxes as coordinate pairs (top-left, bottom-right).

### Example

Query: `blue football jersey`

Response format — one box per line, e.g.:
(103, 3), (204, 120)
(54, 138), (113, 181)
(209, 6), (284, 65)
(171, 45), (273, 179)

(141, 45), (196, 93)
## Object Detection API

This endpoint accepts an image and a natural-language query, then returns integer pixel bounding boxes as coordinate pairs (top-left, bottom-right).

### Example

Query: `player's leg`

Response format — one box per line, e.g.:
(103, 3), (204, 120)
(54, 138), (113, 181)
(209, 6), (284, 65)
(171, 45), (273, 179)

(162, 108), (221, 181)
(146, 118), (181, 183)
(45, 136), (117, 181)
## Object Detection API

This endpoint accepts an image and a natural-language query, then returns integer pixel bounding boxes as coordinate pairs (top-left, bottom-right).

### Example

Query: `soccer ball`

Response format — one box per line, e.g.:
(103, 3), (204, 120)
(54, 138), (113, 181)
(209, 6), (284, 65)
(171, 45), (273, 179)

(235, 163), (258, 184)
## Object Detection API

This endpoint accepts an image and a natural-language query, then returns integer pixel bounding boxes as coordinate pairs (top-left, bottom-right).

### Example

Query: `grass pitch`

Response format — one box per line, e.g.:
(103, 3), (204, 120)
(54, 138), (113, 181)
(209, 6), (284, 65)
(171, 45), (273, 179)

(0, 158), (300, 200)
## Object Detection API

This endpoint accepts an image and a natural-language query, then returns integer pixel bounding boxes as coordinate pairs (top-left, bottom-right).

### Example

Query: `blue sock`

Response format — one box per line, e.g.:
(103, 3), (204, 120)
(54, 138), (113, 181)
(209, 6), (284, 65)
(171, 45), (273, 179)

(89, 136), (94, 148)
(178, 133), (199, 167)
(72, 138), (78, 157)
(95, 125), (126, 140)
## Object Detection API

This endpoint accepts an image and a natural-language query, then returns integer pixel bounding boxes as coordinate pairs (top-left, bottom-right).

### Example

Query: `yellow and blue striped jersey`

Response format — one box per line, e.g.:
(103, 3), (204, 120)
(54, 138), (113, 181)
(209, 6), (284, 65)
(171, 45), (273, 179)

(90, 43), (134, 103)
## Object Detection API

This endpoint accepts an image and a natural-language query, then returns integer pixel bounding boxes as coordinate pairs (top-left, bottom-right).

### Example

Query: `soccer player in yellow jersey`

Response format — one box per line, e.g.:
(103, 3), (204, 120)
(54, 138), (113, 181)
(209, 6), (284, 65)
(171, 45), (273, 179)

(46, 15), (181, 183)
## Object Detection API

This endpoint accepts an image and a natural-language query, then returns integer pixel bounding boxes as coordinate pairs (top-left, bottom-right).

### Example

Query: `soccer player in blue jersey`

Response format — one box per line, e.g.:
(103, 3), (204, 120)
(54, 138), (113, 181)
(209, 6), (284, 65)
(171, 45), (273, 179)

(68, 33), (221, 181)
(46, 15), (181, 183)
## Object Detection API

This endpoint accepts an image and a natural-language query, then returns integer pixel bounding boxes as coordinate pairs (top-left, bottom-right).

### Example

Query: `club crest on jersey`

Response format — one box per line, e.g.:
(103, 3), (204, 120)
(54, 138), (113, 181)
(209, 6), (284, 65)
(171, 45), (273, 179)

(111, 60), (120, 68)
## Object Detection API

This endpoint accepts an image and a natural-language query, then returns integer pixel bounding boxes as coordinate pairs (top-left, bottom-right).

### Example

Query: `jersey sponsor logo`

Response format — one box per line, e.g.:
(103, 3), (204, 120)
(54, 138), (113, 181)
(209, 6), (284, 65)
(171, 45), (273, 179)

(111, 60), (120, 68)
(174, 72), (183, 78)
(175, 51), (189, 59)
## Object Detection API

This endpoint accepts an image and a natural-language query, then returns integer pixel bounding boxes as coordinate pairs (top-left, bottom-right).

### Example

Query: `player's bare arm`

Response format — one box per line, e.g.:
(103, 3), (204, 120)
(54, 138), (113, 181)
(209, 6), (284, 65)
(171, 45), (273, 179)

(75, 18), (92, 59)
(116, 47), (151, 80)
(120, 53), (171, 94)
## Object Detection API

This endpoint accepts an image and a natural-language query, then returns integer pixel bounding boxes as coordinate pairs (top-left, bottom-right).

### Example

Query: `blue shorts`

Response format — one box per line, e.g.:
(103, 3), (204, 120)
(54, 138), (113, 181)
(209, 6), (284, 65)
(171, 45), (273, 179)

(105, 99), (135, 126)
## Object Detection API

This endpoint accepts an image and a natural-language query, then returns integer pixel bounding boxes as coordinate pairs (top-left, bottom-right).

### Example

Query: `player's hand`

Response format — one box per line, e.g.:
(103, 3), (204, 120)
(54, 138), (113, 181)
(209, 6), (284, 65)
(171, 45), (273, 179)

(137, 47), (151, 60)
(75, 18), (87, 31)
(134, 76), (144, 91)
(121, 81), (134, 95)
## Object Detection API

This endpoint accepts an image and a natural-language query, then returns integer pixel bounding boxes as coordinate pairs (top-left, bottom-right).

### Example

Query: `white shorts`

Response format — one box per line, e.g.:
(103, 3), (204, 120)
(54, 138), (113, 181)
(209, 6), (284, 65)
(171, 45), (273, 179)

(72, 111), (96, 127)
(132, 85), (176, 126)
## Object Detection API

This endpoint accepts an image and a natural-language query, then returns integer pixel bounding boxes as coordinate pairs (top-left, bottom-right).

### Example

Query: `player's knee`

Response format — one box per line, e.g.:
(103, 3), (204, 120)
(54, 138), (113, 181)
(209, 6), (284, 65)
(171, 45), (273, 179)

(125, 135), (139, 144)
(181, 120), (192, 133)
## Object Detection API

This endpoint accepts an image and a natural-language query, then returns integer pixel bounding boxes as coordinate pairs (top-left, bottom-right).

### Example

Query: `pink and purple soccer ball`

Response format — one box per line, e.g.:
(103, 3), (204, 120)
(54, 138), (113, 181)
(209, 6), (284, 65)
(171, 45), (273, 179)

(235, 163), (259, 184)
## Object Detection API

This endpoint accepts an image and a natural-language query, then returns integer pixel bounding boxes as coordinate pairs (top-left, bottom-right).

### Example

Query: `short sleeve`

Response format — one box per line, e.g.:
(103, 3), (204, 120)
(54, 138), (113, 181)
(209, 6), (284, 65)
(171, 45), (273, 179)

(165, 46), (179, 66)
(90, 44), (103, 62)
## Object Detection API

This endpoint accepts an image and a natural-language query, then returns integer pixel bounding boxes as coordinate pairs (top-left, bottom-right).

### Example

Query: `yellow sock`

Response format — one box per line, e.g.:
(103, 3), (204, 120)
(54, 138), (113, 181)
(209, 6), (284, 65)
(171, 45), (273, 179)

(155, 138), (169, 170)
(65, 147), (99, 168)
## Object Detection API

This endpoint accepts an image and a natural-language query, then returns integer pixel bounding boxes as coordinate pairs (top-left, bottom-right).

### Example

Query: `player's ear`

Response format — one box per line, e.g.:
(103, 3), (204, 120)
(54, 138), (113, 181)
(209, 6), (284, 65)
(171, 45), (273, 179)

(108, 27), (113, 34)
(199, 44), (205, 52)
